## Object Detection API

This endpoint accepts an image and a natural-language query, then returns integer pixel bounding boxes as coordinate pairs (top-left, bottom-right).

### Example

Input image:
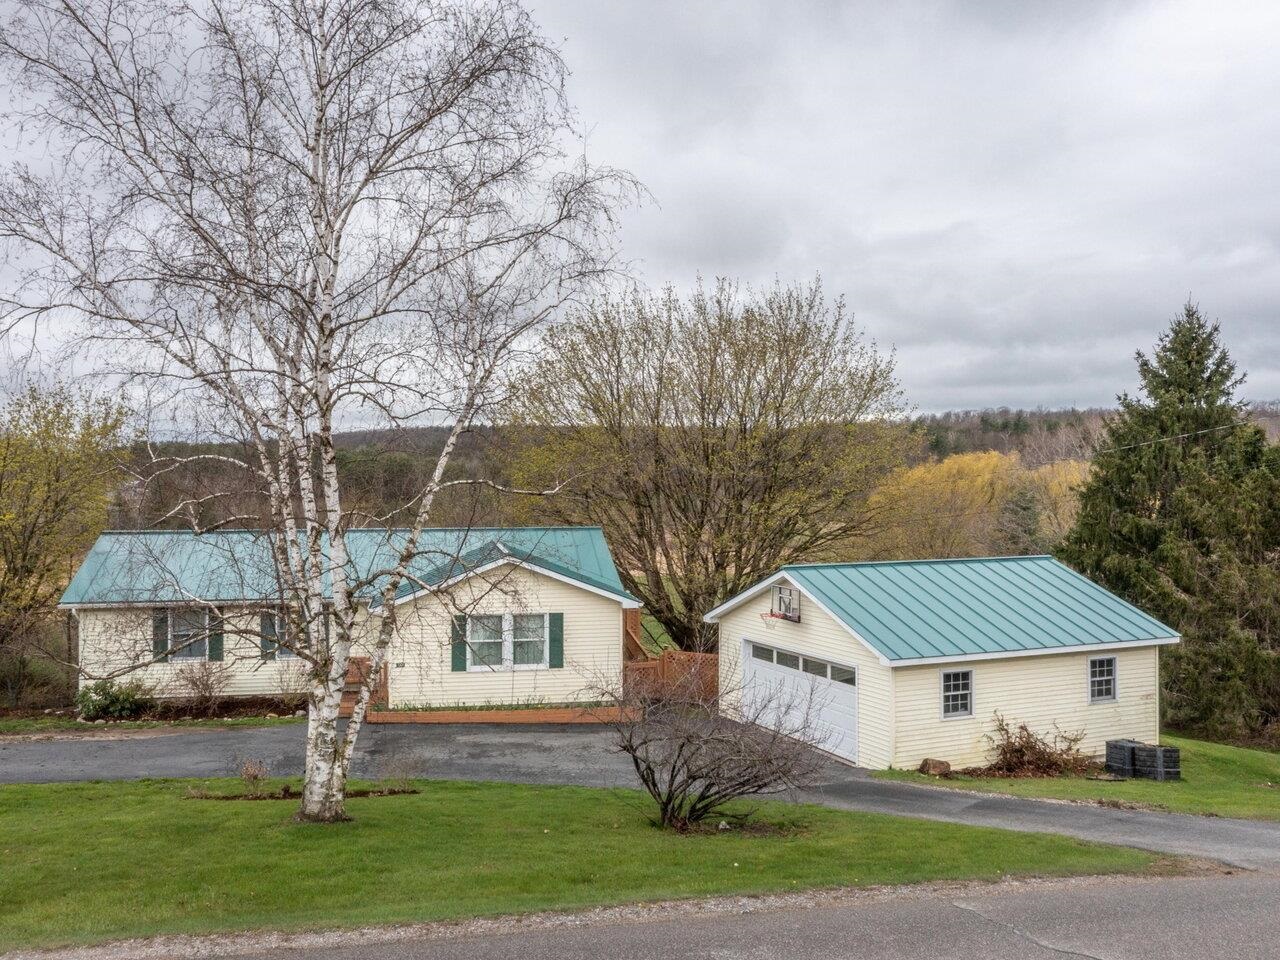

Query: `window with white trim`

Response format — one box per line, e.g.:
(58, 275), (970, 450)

(167, 609), (209, 659)
(941, 669), (973, 718)
(775, 650), (800, 670)
(467, 613), (548, 671)
(1089, 656), (1116, 703)
(260, 609), (297, 659)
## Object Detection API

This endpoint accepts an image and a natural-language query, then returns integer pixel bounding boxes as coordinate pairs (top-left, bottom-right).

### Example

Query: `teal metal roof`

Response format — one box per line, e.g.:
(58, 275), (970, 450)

(60, 527), (636, 607)
(777, 556), (1178, 662)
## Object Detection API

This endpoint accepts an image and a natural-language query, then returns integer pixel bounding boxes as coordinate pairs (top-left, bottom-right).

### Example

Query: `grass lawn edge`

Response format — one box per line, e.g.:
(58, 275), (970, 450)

(0, 856), (1219, 960)
(0, 777), (1191, 952)
(871, 735), (1280, 822)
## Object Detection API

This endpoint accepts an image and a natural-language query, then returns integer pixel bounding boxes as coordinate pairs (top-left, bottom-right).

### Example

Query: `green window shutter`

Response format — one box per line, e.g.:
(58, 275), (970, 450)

(208, 614), (224, 662)
(450, 614), (468, 672)
(259, 612), (277, 660)
(152, 609), (169, 663)
(548, 612), (564, 668)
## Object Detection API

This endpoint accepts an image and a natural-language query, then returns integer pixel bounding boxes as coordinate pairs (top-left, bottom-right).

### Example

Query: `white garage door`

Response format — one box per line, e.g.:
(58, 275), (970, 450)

(742, 640), (859, 764)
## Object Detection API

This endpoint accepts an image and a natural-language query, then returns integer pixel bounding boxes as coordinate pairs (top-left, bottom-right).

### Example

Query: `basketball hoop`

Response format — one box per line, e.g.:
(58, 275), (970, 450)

(759, 611), (778, 631)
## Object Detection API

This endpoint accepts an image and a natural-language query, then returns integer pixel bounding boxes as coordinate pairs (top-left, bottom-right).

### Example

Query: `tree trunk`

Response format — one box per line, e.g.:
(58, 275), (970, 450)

(298, 675), (350, 822)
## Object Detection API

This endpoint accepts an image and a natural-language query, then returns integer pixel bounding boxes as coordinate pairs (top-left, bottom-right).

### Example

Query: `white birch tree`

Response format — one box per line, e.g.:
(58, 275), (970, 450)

(0, 0), (635, 820)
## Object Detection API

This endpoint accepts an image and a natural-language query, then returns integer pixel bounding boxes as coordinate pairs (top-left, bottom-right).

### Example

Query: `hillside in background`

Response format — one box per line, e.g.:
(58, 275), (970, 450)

(107, 405), (1280, 533)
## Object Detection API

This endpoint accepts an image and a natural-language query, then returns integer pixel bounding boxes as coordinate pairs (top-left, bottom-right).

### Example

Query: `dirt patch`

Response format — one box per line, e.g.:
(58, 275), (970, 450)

(184, 784), (419, 801)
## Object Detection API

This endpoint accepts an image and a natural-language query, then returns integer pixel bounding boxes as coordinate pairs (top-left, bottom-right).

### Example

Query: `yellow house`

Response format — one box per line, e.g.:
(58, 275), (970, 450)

(61, 527), (640, 711)
(705, 556), (1178, 769)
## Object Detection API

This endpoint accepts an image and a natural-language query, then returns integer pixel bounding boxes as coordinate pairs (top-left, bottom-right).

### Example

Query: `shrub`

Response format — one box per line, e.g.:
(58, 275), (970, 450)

(587, 662), (828, 831)
(172, 661), (231, 717)
(274, 661), (311, 713)
(238, 757), (269, 791)
(972, 712), (1091, 777)
(75, 679), (156, 721)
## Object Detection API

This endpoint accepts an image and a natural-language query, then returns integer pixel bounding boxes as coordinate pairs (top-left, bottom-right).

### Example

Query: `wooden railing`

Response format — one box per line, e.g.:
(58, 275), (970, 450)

(622, 607), (646, 661)
(624, 649), (718, 701)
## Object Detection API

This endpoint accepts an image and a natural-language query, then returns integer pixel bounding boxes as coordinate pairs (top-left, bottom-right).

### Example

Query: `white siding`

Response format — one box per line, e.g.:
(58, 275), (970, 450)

(387, 565), (623, 707)
(76, 608), (314, 699)
(890, 645), (1162, 769)
(715, 579), (895, 769)
(76, 565), (625, 709)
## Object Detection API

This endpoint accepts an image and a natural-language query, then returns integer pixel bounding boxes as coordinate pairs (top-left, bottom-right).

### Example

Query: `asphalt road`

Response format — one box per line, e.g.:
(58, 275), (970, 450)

(4, 723), (1280, 869)
(169, 872), (1280, 960)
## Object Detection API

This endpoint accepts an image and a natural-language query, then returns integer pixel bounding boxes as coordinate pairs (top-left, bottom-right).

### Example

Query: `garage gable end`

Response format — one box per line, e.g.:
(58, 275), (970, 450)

(704, 571), (893, 667)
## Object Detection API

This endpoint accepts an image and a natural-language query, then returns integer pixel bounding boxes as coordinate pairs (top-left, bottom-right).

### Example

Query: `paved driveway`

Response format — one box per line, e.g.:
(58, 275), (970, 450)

(4, 723), (1280, 869)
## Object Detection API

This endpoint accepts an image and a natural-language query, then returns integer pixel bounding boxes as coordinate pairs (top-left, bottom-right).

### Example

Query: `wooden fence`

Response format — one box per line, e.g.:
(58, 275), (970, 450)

(624, 649), (718, 701)
(339, 657), (387, 719)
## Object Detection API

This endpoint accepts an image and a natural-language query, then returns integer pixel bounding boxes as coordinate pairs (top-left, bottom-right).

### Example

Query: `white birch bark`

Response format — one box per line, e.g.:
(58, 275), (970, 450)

(0, 0), (636, 820)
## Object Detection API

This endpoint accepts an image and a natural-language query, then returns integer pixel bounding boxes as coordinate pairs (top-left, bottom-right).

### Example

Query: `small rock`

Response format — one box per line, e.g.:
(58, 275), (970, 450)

(77, 717), (90, 724)
(294, 709), (306, 717)
(918, 758), (951, 777)
(717, 821), (730, 831)
(93, 719), (107, 725)
(266, 713), (278, 719)
(43, 708), (53, 714)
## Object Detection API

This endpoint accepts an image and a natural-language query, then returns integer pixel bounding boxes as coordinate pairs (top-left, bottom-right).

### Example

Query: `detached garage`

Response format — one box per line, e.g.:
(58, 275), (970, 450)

(704, 556), (1179, 769)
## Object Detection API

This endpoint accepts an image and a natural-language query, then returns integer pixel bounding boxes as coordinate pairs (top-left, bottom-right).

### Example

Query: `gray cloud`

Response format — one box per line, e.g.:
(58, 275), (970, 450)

(535, 0), (1280, 410)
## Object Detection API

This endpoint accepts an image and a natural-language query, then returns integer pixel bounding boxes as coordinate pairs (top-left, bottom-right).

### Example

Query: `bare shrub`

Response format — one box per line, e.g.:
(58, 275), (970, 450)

(239, 758), (269, 792)
(273, 661), (311, 715)
(967, 712), (1093, 778)
(375, 747), (423, 794)
(588, 662), (829, 831)
(173, 662), (232, 718)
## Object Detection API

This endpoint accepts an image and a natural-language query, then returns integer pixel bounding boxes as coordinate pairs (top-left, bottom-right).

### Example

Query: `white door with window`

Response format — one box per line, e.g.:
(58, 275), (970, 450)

(742, 640), (859, 764)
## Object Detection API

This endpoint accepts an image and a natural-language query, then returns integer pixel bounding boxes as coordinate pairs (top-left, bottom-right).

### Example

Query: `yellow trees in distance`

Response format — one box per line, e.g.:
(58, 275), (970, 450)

(862, 451), (1089, 561)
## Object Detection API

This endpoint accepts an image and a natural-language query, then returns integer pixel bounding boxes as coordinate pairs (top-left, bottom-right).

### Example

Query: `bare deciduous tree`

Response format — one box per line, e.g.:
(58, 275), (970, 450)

(508, 278), (917, 650)
(0, 0), (635, 820)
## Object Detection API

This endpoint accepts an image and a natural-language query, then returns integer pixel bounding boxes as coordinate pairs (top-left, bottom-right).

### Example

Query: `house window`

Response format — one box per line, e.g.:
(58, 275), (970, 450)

(468, 613), (548, 671)
(773, 585), (801, 622)
(1089, 656), (1116, 703)
(168, 609), (208, 659)
(775, 650), (800, 670)
(751, 643), (775, 662)
(941, 670), (973, 718)
(512, 614), (547, 666)
(260, 610), (297, 659)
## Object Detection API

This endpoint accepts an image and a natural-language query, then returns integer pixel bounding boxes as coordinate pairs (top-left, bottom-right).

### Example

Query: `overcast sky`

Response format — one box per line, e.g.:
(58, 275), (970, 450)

(533, 0), (1280, 411)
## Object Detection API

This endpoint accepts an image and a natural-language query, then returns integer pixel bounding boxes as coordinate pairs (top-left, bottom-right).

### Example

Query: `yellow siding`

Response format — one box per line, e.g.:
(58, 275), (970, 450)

(77, 566), (625, 709)
(77, 608), (315, 700)
(715, 581), (895, 769)
(891, 645), (1162, 769)
(388, 566), (623, 707)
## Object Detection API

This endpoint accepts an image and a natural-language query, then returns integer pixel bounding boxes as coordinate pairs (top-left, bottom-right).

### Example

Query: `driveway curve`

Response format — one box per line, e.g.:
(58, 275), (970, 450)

(3, 722), (1279, 870)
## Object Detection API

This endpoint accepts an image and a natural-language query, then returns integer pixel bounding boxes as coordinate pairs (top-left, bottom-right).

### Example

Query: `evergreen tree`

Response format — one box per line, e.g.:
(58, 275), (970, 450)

(1059, 303), (1280, 738)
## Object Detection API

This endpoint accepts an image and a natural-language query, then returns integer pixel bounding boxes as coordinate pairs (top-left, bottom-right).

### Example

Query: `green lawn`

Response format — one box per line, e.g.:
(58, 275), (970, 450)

(0, 714), (305, 736)
(875, 735), (1280, 821)
(0, 779), (1169, 950)
(639, 612), (678, 656)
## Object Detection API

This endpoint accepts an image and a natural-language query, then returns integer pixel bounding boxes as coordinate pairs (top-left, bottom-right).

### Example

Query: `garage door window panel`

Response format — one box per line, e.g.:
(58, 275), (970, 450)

(775, 651), (800, 670)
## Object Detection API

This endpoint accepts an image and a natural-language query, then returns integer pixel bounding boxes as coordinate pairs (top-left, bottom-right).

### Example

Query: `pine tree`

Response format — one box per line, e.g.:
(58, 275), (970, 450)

(1059, 303), (1280, 738)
